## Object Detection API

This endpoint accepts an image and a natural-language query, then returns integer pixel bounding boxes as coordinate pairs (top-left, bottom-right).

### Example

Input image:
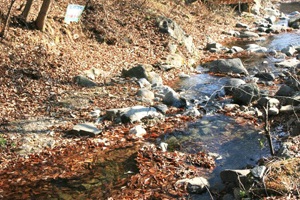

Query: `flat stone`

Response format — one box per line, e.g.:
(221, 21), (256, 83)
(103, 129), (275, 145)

(69, 123), (101, 137)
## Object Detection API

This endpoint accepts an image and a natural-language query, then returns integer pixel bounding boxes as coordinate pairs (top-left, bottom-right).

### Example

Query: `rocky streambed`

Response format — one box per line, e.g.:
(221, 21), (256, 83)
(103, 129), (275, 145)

(1, 1), (300, 199)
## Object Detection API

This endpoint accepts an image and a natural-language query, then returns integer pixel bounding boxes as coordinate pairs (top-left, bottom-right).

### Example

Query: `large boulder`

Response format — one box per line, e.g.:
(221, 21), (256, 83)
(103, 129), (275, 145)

(232, 83), (260, 105)
(206, 58), (248, 75)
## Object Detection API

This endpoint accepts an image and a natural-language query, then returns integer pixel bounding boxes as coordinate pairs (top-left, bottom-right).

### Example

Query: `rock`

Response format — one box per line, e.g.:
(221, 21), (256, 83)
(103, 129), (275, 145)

(266, 15), (277, 24)
(122, 64), (163, 85)
(163, 88), (186, 108)
(137, 78), (151, 89)
(233, 83), (260, 105)
(254, 72), (275, 81)
(220, 169), (251, 189)
(183, 106), (201, 117)
(288, 13), (300, 28)
(159, 54), (185, 70)
(122, 64), (152, 79)
(246, 44), (267, 53)
(268, 107), (279, 115)
(121, 106), (163, 123)
(281, 45), (297, 56)
(159, 142), (168, 152)
(222, 30), (240, 37)
(178, 72), (190, 79)
(258, 97), (280, 108)
(68, 123), (101, 137)
(230, 46), (244, 53)
(239, 31), (260, 38)
(206, 58), (248, 75)
(105, 108), (128, 121)
(275, 58), (300, 68)
(136, 88), (155, 100)
(129, 125), (147, 138)
(224, 78), (246, 95)
(275, 85), (296, 97)
(236, 22), (249, 28)
(176, 177), (209, 194)
(153, 104), (168, 114)
(156, 16), (195, 54)
(206, 42), (223, 52)
(74, 75), (97, 87)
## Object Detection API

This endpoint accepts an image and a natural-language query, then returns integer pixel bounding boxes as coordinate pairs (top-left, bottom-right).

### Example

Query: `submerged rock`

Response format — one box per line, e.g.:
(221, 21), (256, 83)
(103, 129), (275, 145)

(232, 83), (260, 105)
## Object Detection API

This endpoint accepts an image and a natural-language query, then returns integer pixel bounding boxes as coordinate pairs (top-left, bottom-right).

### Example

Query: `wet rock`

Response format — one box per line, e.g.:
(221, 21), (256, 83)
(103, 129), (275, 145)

(136, 88), (155, 101)
(74, 75), (97, 87)
(206, 58), (248, 75)
(121, 106), (163, 123)
(129, 125), (147, 138)
(232, 83), (260, 105)
(183, 106), (201, 117)
(239, 31), (260, 38)
(275, 84), (296, 97)
(254, 72), (275, 81)
(220, 169), (252, 188)
(224, 78), (246, 95)
(68, 123), (102, 137)
(176, 177), (209, 194)
(281, 45), (297, 56)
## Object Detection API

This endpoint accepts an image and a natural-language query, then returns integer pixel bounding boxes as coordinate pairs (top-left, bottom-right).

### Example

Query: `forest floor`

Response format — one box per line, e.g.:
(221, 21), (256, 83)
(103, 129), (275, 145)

(0, 0), (299, 199)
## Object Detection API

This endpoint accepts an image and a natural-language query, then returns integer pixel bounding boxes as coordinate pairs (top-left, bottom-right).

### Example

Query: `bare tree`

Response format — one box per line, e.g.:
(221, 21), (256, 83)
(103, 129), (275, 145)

(21, 0), (34, 21)
(0, 0), (16, 38)
(36, 0), (52, 31)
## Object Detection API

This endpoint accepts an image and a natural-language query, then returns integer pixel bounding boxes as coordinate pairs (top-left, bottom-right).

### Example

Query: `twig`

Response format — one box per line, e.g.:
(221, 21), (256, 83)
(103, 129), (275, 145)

(263, 103), (275, 156)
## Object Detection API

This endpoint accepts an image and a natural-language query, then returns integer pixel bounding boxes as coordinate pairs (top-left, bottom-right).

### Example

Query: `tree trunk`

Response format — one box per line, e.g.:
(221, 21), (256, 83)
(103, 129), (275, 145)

(36, 0), (52, 31)
(0, 0), (16, 38)
(21, 0), (34, 21)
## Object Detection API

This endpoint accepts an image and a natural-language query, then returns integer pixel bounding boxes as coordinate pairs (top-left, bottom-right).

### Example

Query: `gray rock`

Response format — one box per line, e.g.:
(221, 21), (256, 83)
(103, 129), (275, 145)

(232, 83), (260, 105)
(183, 106), (201, 117)
(136, 88), (155, 100)
(153, 104), (168, 114)
(137, 78), (151, 89)
(176, 177), (209, 194)
(288, 13), (300, 28)
(281, 45), (297, 56)
(225, 78), (246, 95)
(68, 123), (101, 137)
(156, 16), (195, 53)
(239, 31), (260, 38)
(275, 58), (300, 68)
(129, 125), (147, 138)
(121, 106), (163, 123)
(268, 107), (279, 115)
(246, 44), (267, 53)
(220, 169), (252, 189)
(74, 75), (97, 87)
(254, 72), (275, 81)
(207, 58), (248, 75)
(236, 22), (249, 28)
(266, 15), (277, 24)
(275, 84), (296, 96)
(163, 89), (186, 108)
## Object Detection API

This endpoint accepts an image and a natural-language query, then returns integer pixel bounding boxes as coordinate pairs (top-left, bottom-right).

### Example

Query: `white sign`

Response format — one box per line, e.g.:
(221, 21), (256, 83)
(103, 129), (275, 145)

(64, 4), (85, 24)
